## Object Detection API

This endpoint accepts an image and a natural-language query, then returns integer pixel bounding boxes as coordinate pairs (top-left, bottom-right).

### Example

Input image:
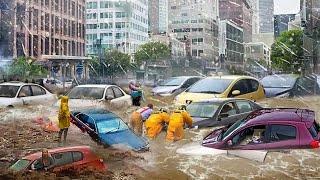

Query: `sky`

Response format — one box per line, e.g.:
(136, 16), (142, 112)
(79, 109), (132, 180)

(274, 0), (300, 15)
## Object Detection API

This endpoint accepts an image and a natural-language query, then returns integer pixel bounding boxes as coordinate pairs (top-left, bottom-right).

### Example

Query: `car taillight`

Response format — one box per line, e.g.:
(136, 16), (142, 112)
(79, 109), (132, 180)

(310, 140), (320, 148)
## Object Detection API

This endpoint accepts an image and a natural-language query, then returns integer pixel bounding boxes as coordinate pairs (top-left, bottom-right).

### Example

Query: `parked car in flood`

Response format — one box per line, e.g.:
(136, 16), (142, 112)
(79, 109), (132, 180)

(9, 146), (106, 172)
(152, 76), (202, 96)
(261, 74), (320, 98)
(55, 84), (132, 109)
(186, 98), (262, 128)
(71, 108), (149, 152)
(174, 75), (265, 106)
(0, 82), (56, 108)
(202, 108), (320, 150)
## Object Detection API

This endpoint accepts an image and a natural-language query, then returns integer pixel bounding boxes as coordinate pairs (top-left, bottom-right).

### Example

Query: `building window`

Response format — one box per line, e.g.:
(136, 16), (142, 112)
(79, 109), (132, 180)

(100, 1), (113, 8)
(192, 49), (197, 56)
(100, 12), (113, 18)
(86, 2), (97, 9)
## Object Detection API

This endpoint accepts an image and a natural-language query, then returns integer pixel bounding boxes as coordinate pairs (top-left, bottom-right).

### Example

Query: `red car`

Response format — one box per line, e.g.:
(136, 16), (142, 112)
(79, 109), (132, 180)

(203, 108), (320, 150)
(9, 146), (106, 172)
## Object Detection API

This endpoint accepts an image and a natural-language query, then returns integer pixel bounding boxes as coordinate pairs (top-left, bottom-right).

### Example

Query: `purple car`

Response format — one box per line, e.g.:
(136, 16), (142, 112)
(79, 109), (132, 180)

(202, 108), (320, 150)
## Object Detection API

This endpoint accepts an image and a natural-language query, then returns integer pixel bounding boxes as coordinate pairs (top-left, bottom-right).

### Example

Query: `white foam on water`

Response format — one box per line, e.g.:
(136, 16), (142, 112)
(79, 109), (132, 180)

(176, 143), (226, 156)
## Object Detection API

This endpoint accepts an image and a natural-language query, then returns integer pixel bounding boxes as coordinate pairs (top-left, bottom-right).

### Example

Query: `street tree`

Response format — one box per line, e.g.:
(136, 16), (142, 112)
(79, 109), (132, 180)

(271, 29), (303, 73)
(7, 56), (47, 78)
(103, 50), (132, 79)
(134, 41), (170, 66)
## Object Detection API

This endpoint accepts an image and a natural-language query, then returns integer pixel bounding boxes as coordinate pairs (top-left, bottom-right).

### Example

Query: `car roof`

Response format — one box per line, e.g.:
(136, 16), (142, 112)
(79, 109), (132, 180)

(245, 108), (315, 126)
(75, 84), (115, 88)
(192, 98), (252, 103)
(72, 108), (119, 122)
(263, 74), (299, 79)
(206, 75), (257, 80)
(23, 146), (91, 160)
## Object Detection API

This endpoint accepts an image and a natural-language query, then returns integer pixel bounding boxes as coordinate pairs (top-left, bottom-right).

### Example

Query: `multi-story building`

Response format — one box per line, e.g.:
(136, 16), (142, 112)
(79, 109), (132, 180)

(245, 42), (271, 65)
(219, 20), (244, 70)
(168, 0), (219, 69)
(0, 0), (88, 78)
(86, 0), (149, 56)
(148, 0), (168, 35)
(288, 14), (301, 31)
(150, 34), (186, 58)
(219, 0), (252, 42)
(301, 0), (320, 73)
(274, 14), (296, 38)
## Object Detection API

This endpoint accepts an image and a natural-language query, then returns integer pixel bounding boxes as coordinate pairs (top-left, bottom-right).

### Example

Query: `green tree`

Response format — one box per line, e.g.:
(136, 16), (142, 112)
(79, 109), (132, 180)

(105, 50), (132, 79)
(271, 29), (303, 73)
(7, 56), (48, 78)
(134, 41), (170, 66)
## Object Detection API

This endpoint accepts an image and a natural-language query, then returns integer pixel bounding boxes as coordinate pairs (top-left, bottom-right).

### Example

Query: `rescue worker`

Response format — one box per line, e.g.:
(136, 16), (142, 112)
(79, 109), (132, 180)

(130, 104), (153, 135)
(145, 108), (170, 139)
(166, 105), (193, 141)
(58, 96), (71, 144)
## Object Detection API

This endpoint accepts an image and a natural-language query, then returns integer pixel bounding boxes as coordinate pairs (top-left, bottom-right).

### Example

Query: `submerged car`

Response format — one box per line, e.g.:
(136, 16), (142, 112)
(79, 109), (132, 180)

(0, 82), (56, 108)
(152, 76), (201, 96)
(55, 84), (132, 108)
(262, 74), (320, 98)
(175, 75), (265, 105)
(186, 98), (262, 128)
(71, 108), (149, 152)
(202, 108), (320, 150)
(9, 146), (106, 172)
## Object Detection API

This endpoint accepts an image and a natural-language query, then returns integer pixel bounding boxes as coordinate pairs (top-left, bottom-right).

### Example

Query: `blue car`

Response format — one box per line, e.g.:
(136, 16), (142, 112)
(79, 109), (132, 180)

(71, 109), (149, 152)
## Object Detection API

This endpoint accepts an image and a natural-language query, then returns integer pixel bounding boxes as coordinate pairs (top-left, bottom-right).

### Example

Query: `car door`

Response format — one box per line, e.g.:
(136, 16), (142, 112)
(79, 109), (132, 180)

(17, 85), (33, 105)
(264, 124), (299, 149)
(51, 151), (76, 172)
(226, 124), (267, 150)
(29, 85), (50, 104)
(217, 102), (240, 126)
(111, 86), (130, 106)
(228, 79), (260, 101)
(105, 87), (116, 105)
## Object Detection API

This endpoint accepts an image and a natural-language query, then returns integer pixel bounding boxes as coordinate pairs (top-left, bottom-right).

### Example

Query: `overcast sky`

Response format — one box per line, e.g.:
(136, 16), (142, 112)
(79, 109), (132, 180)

(274, 0), (300, 15)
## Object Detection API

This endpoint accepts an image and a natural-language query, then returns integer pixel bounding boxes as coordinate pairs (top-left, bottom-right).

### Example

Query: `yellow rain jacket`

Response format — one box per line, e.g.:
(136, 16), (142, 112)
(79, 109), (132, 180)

(166, 110), (193, 141)
(130, 111), (143, 135)
(145, 111), (170, 139)
(58, 96), (71, 129)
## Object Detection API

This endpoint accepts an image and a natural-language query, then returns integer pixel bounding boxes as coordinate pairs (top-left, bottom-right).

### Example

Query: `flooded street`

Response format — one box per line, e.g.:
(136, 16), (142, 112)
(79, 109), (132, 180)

(1, 95), (320, 179)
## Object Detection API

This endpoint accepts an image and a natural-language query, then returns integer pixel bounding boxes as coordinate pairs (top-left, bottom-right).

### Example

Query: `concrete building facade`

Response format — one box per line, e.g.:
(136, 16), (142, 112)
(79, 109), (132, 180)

(258, 0), (274, 33)
(245, 42), (271, 65)
(274, 14), (296, 38)
(0, 0), (89, 79)
(168, 0), (219, 68)
(219, 20), (244, 70)
(86, 0), (149, 55)
(148, 0), (168, 35)
(219, 0), (253, 43)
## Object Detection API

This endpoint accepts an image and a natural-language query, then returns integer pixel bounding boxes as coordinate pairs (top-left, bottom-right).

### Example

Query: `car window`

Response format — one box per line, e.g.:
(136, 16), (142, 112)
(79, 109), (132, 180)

(230, 80), (249, 96)
(270, 125), (296, 142)
(235, 101), (253, 113)
(18, 86), (32, 97)
(52, 152), (73, 167)
(0, 85), (20, 98)
(31, 85), (46, 96)
(248, 79), (259, 92)
(72, 151), (83, 162)
(220, 102), (237, 116)
(105, 88), (115, 99)
(76, 113), (96, 130)
(231, 125), (266, 146)
(186, 102), (220, 118)
(112, 87), (124, 98)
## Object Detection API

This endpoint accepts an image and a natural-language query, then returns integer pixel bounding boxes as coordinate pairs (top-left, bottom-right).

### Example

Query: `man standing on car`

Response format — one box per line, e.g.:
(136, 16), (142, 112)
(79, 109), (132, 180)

(58, 96), (71, 144)
(130, 104), (153, 135)
(166, 105), (193, 141)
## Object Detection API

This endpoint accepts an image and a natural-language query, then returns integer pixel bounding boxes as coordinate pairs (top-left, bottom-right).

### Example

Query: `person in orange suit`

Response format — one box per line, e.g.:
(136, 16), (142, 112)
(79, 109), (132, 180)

(145, 108), (170, 139)
(130, 104), (154, 136)
(166, 105), (193, 141)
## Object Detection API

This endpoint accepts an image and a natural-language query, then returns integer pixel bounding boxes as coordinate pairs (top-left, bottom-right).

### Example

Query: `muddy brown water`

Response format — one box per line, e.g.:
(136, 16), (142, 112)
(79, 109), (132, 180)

(1, 96), (320, 179)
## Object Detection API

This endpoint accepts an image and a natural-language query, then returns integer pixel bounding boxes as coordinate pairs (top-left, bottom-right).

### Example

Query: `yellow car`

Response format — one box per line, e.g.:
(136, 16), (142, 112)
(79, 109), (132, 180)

(174, 75), (265, 105)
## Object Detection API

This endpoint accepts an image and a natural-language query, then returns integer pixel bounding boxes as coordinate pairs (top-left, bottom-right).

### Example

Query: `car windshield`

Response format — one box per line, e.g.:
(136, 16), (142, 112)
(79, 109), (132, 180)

(222, 118), (247, 140)
(0, 85), (20, 98)
(9, 159), (30, 171)
(187, 102), (220, 118)
(160, 77), (187, 86)
(96, 118), (129, 134)
(68, 87), (105, 100)
(186, 78), (233, 94)
(262, 75), (297, 88)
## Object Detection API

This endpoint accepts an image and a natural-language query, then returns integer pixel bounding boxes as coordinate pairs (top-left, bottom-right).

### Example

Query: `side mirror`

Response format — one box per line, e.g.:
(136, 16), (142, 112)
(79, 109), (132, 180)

(227, 140), (233, 146)
(218, 113), (229, 121)
(106, 95), (114, 100)
(232, 90), (241, 96)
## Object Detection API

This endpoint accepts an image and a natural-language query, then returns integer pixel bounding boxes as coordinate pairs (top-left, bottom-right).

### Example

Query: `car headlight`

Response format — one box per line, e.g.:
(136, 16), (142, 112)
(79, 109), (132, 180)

(277, 92), (290, 98)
